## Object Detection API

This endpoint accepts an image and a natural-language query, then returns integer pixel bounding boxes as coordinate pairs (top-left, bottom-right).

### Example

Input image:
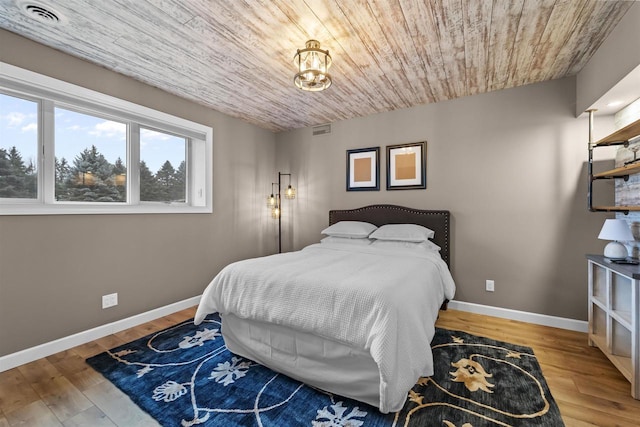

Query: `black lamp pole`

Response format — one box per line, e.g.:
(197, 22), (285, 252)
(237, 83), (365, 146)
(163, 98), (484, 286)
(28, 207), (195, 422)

(278, 172), (283, 253)
(277, 172), (294, 253)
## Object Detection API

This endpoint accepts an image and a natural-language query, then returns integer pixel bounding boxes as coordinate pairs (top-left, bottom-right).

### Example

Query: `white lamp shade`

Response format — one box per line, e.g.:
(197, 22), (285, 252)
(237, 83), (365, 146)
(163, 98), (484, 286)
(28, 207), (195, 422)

(598, 219), (633, 242)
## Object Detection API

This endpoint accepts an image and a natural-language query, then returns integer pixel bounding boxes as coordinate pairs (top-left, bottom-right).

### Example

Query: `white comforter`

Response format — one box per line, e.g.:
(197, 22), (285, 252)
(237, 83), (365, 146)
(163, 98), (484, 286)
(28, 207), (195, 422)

(194, 243), (456, 413)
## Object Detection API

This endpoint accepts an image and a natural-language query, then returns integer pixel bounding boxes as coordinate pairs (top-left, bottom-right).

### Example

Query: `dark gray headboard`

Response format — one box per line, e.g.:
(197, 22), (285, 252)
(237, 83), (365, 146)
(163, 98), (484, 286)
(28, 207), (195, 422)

(329, 204), (451, 267)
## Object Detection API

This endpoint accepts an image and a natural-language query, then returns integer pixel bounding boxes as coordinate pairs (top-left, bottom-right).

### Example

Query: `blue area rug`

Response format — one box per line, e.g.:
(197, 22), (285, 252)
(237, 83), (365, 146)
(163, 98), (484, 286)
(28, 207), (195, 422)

(86, 313), (564, 426)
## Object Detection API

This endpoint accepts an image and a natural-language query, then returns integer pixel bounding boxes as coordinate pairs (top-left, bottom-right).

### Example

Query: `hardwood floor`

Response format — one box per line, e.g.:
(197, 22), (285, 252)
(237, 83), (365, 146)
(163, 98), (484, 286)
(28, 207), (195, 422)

(1, 307), (638, 426)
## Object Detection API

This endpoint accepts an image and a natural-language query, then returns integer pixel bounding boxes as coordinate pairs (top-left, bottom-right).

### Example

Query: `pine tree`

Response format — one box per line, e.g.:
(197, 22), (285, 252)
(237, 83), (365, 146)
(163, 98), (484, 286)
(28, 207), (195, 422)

(55, 157), (72, 199)
(17, 149), (37, 197)
(8, 147), (25, 172)
(25, 159), (36, 175)
(0, 146), (37, 198)
(113, 157), (126, 177)
(0, 148), (17, 198)
(64, 145), (123, 202)
(140, 160), (160, 201)
(173, 160), (186, 202)
(156, 160), (176, 201)
(112, 157), (127, 200)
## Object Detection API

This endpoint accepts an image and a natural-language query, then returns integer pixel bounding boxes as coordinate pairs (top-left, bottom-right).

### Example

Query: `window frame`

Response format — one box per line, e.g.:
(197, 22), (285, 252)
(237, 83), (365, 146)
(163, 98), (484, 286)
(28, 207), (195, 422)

(0, 62), (213, 215)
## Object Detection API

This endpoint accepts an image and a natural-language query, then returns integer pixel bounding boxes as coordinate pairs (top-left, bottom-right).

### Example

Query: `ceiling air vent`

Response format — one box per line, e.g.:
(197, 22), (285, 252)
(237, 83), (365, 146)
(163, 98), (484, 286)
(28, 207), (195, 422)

(312, 124), (331, 136)
(17, 1), (65, 25)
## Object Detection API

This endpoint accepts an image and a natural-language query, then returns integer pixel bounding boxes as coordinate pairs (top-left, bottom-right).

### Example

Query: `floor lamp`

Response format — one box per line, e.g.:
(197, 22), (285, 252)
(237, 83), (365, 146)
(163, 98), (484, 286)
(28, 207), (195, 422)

(267, 172), (295, 253)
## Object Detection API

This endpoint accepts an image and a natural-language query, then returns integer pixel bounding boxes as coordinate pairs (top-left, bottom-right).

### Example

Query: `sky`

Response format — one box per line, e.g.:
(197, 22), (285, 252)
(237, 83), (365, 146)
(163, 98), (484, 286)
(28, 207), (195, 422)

(0, 93), (185, 173)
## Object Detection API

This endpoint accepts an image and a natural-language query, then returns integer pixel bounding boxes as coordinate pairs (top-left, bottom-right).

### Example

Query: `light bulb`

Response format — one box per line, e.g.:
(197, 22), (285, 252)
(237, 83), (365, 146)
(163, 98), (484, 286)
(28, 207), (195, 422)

(285, 185), (296, 199)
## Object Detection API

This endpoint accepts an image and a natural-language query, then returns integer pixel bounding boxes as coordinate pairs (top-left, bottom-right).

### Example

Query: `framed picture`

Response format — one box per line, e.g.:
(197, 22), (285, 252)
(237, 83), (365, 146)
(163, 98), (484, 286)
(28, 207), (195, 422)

(346, 147), (380, 191)
(386, 141), (427, 190)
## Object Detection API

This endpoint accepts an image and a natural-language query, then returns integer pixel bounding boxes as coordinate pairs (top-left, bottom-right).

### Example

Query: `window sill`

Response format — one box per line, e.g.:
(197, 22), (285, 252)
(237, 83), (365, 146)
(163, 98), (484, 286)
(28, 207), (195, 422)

(0, 204), (213, 215)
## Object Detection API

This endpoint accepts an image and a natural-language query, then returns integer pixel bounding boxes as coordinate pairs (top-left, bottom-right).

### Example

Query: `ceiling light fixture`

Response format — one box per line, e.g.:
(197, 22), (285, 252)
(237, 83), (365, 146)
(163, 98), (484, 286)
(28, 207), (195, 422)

(293, 40), (332, 92)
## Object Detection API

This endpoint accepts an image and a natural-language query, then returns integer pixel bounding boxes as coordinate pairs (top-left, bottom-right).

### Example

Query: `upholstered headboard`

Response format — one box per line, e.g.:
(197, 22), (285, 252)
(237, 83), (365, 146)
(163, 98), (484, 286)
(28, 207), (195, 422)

(329, 204), (451, 267)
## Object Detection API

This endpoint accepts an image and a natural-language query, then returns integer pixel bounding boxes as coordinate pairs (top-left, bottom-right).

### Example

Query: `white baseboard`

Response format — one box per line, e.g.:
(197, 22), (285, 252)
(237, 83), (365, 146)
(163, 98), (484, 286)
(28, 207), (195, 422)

(448, 300), (588, 333)
(0, 295), (201, 373)
(1, 297), (587, 373)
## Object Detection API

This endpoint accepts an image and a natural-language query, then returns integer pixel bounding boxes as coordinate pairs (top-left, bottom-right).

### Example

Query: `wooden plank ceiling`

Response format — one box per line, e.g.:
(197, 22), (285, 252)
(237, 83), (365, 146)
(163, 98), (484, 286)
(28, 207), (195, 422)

(0, 0), (633, 132)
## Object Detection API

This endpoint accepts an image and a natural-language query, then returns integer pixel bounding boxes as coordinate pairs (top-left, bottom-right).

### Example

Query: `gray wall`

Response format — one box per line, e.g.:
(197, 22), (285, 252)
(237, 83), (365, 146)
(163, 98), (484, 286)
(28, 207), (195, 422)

(0, 31), (278, 356)
(276, 77), (615, 321)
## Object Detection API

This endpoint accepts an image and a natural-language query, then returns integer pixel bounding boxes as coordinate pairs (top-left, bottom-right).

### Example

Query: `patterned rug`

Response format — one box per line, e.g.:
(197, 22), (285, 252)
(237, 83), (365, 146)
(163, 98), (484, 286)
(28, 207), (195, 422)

(86, 313), (564, 426)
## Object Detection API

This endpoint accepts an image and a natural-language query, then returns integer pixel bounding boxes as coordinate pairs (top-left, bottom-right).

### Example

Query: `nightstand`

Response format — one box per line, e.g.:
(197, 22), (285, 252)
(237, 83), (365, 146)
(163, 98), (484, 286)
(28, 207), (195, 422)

(587, 254), (640, 399)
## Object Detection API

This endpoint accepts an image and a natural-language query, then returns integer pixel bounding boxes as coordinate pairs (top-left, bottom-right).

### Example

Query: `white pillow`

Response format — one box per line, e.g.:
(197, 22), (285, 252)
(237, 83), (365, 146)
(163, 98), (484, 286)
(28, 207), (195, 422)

(321, 236), (372, 245)
(321, 221), (377, 238)
(369, 223), (435, 242)
(371, 239), (440, 252)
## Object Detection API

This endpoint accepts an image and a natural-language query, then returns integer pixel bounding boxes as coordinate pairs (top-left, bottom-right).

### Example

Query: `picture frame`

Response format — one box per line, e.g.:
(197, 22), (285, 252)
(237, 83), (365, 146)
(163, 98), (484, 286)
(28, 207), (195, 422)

(346, 147), (380, 191)
(386, 141), (427, 190)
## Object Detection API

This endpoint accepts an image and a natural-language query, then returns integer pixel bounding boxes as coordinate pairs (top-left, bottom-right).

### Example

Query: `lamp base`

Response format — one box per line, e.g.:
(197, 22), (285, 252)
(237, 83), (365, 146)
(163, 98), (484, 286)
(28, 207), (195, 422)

(604, 241), (628, 260)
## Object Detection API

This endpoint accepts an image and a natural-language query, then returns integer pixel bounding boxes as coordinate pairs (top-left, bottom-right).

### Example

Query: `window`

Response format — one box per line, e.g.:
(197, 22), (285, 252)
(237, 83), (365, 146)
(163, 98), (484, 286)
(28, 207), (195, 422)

(0, 63), (212, 215)
(55, 107), (128, 203)
(140, 127), (186, 203)
(0, 93), (38, 199)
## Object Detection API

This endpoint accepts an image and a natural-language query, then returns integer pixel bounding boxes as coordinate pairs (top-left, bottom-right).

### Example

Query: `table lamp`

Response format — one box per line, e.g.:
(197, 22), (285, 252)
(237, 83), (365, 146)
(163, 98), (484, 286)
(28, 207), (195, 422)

(598, 219), (633, 260)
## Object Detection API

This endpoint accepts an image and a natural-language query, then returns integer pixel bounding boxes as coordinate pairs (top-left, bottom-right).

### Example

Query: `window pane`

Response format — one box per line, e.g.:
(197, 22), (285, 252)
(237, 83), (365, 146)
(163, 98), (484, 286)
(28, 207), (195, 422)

(140, 128), (186, 203)
(54, 107), (127, 202)
(0, 93), (38, 199)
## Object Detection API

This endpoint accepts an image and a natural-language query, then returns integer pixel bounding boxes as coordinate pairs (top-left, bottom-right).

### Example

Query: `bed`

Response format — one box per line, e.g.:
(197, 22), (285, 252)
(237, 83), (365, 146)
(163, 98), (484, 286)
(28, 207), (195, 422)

(194, 204), (455, 413)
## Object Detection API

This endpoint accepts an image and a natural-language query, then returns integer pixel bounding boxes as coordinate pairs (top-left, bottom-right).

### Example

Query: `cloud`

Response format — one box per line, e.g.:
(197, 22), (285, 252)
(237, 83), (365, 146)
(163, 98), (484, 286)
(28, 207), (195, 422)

(1, 113), (36, 132)
(21, 122), (37, 132)
(89, 120), (126, 138)
(3, 112), (27, 127)
(140, 129), (176, 149)
(141, 128), (172, 141)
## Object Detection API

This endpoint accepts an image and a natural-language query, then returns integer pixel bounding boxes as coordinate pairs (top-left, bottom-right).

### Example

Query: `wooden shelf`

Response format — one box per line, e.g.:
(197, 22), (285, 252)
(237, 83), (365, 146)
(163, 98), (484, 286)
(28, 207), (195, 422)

(593, 161), (640, 178)
(588, 115), (640, 212)
(595, 118), (640, 146)
(590, 334), (632, 382)
(612, 309), (632, 330)
(591, 205), (640, 212)
(592, 295), (606, 309)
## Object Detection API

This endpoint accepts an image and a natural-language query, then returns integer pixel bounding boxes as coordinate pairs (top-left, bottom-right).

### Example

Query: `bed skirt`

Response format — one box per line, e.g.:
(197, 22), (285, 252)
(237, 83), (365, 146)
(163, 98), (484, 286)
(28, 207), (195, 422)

(221, 313), (384, 410)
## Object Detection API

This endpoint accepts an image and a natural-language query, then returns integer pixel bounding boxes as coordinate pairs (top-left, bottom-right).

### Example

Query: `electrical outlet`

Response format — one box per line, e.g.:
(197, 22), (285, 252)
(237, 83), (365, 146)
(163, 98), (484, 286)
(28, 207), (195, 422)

(485, 280), (495, 292)
(102, 293), (118, 309)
